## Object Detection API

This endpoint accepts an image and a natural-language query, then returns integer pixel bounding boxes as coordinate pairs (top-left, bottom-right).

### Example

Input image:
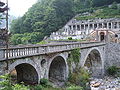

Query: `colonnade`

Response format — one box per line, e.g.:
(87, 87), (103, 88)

(68, 22), (120, 31)
(50, 18), (120, 40)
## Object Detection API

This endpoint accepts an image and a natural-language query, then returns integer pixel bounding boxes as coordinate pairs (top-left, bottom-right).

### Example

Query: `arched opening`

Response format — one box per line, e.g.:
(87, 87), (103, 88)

(100, 32), (105, 41)
(10, 63), (39, 85)
(84, 49), (102, 78)
(49, 56), (67, 86)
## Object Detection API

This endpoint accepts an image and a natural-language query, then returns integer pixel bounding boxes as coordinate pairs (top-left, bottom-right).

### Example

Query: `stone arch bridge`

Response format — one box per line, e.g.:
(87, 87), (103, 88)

(0, 42), (106, 84)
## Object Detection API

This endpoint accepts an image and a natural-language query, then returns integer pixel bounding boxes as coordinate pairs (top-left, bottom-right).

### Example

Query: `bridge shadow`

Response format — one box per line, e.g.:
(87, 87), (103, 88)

(10, 63), (38, 85)
(49, 56), (67, 87)
(84, 49), (102, 78)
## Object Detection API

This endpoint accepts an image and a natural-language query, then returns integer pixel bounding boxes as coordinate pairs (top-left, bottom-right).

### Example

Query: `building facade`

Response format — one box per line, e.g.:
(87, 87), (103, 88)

(50, 18), (120, 41)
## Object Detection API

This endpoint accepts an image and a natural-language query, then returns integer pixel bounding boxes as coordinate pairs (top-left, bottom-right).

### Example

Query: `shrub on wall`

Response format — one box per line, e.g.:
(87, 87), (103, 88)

(67, 48), (80, 67)
(107, 66), (118, 76)
(68, 37), (73, 40)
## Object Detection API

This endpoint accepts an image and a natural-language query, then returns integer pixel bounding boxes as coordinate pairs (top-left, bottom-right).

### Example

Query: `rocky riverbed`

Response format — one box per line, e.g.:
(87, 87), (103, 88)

(90, 77), (120, 90)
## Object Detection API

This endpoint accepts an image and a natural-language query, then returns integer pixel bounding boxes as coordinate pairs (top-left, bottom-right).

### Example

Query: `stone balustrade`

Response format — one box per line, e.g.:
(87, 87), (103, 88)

(0, 42), (105, 61)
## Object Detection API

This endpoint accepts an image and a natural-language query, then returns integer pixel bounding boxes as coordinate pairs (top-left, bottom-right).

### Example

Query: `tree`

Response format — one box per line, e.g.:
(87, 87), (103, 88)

(10, 0), (120, 45)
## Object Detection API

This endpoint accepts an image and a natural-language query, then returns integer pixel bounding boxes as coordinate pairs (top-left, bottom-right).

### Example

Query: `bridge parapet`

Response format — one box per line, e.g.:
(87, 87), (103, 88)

(0, 42), (106, 61)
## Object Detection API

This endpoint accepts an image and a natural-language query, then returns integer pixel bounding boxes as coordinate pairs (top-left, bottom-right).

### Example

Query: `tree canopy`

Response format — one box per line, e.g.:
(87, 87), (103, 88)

(10, 0), (120, 45)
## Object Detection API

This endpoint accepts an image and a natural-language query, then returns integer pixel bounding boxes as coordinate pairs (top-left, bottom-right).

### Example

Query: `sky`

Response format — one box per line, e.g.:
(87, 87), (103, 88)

(1, 0), (37, 17)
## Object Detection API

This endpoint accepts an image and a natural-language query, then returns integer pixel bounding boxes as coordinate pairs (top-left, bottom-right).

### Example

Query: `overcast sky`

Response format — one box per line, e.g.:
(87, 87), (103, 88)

(2, 0), (37, 17)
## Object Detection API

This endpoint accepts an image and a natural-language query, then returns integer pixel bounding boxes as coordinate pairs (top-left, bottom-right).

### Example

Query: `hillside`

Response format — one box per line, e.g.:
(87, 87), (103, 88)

(75, 3), (120, 20)
(10, 0), (120, 45)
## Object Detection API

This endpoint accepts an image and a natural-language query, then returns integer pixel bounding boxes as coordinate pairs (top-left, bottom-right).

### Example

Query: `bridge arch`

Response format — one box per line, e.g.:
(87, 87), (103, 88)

(48, 54), (68, 85)
(83, 47), (103, 77)
(9, 59), (41, 84)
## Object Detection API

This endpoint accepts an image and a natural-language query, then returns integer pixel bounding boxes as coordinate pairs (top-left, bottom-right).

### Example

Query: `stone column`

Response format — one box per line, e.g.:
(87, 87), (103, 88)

(84, 24), (86, 30)
(97, 23), (99, 29)
(107, 23), (109, 29)
(102, 23), (104, 28)
(92, 24), (94, 30)
(76, 25), (77, 30)
(117, 22), (119, 29)
(88, 24), (90, 34)
(96, 30), (99, 41)
(88, 24), (90, 30)
(80, 25), (81, 31)
(111, 22), (113, 29)
(71, 25), (73, 30)
(106, 30), (109, 42)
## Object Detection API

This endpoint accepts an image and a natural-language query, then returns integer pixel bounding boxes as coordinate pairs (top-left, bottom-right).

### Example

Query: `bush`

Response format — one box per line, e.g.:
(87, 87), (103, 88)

(33, 85), (43, 90)
(68, 37), (72, 40)
(68, 68), (90, 90)
(107, 66), (118, 76)
(12, 84), (29, 90)
(0, 74), (29, 90)
(66, 85), (83, 90)
(37, 40), (48, 45)
(40, 78), (51, 87)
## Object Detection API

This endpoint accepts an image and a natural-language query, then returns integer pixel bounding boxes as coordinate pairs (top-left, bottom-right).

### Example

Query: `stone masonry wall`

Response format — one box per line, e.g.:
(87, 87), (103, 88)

(105, 43), (120, 70)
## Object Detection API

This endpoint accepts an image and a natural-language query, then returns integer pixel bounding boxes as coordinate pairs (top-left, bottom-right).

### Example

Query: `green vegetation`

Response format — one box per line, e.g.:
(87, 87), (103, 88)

(68, 68), (90, 90)
(75, 3), (120, 20)
(10, 32), (43, 45)
(37, 40), (48, 45)
(0, 74), (29, 90)
(107, 66), (118, 76)
(68, 37), (73, 40)
(66, 85), (83, 90)
(0, 75), (60, 90)
(0, 74), (89, 90)
(10, 0), (120, 45)
(67, 48), (80, 69)
(67, 48), (90, 90)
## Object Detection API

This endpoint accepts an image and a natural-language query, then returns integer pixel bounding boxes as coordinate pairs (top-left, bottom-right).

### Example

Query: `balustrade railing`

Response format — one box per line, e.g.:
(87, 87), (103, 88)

(0, 42), (105, 60)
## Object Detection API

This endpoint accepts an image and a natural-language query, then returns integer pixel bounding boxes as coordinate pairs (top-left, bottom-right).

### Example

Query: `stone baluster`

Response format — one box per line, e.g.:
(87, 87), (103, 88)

(16, 49), (19, 56)
(25, 48), (27, 55)
(35, 48), (37, 53)
(27, 48), (29, 55)
(21, 49), (24, 56)
(13, 49), (15, 57)
(16, 49), (18, 57)
(16, 49), (18, 56)
(0, 49), (5, 60)
(9, 49), (12, 57)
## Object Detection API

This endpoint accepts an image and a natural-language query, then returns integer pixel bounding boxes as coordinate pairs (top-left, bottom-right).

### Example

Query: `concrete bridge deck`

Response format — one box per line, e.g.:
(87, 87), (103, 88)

(0, 41), (105, 61)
